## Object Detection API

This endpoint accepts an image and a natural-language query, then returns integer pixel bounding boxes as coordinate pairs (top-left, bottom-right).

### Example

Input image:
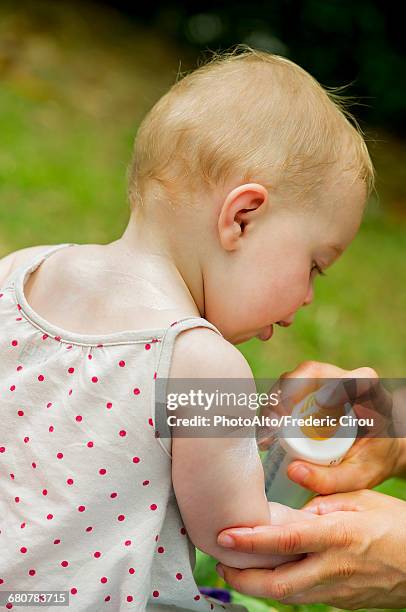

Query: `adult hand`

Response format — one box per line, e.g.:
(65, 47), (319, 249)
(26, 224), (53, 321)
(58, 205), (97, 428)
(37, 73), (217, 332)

(257, 360), (401, 493)
(216, 489), (406, 609)
(288, 435), (403, 494)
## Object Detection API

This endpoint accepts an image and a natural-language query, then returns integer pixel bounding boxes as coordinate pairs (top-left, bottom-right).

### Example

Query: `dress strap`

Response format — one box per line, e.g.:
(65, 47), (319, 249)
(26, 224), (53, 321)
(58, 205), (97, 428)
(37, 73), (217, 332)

(152, 316), (223, 459)
(5, 243), (79, 289)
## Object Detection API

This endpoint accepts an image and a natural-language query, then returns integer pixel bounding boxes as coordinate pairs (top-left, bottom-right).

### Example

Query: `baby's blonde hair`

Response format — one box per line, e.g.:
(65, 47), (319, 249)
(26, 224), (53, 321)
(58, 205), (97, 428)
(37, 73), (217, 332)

(127, 45), (375, 213)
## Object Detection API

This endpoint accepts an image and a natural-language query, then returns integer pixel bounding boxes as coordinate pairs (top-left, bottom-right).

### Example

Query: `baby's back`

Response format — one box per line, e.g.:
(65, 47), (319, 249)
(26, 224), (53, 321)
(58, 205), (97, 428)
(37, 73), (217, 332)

(21, 242), (188, 335)
(0, 243), (237, 611)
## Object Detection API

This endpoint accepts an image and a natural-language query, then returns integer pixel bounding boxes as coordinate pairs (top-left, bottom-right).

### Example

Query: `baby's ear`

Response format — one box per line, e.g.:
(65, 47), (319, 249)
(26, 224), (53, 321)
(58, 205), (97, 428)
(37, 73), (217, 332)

(217, 183), (268, 250)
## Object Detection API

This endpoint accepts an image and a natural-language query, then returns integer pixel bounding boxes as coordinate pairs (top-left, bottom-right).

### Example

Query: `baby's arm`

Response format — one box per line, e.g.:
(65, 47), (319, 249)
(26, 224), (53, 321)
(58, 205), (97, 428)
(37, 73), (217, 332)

(170, 328), (316, 569)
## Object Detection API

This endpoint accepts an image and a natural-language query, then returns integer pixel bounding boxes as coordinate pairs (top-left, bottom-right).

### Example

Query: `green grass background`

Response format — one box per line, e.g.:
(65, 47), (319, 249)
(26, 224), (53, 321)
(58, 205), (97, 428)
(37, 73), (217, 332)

(1, 3), (405, 611)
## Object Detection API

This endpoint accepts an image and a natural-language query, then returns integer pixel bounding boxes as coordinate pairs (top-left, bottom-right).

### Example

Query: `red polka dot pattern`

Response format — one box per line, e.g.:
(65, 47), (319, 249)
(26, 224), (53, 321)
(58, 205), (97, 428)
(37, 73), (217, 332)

(1, 267), (217, 609)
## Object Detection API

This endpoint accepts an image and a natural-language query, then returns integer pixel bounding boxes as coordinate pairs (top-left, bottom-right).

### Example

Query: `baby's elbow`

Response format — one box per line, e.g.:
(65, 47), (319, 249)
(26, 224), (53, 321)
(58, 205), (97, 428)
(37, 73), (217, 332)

(187, 528), (261, 569)
(194, 538), (285, 570)
(194, 542), (243, 568)
(186, 527), (234, 566)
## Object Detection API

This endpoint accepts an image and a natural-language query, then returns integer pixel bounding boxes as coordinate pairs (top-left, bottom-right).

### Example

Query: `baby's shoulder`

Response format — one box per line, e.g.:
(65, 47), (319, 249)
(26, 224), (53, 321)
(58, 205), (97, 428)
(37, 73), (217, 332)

(169, 325), (254, 380)
(0, 244), (53, 286)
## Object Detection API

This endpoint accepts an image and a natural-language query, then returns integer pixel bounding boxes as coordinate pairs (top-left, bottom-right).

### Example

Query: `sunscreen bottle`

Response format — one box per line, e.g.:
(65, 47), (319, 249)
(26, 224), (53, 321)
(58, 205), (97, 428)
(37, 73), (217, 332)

(263, 391), (358, 509)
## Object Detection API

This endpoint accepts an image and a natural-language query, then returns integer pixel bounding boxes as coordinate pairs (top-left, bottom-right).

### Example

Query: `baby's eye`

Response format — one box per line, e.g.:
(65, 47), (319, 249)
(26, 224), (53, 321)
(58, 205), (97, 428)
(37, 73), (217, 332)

(310, 262), (326, 277)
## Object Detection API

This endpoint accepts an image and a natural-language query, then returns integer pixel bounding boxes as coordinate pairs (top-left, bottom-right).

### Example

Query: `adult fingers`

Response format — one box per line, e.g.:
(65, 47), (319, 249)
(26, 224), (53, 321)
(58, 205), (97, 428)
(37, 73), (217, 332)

(281, 584), (346, 606)
(303, 490), (373, 514)
(278, 360), (349, 407)
(258, 361), (352, 443)
(282, 360), (347, 379)
(217, 514), (349, 555)
(314, 369), (392, 424)
(258, 364), (343, 444)
(216, 555), (329, 600)
(288, 434), (396, 494)
(277, 361), (344, 407)
(287, 448), (373, 494)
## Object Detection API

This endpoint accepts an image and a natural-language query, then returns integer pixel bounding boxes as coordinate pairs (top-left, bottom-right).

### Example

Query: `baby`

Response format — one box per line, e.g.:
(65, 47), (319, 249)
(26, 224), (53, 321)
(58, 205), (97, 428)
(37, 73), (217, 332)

(0, 46), (373, 611)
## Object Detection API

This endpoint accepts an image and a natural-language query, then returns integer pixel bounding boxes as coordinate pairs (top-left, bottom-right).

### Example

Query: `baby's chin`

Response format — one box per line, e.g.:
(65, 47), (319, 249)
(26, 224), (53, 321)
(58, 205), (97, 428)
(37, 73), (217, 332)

(229, 325), (274, 345)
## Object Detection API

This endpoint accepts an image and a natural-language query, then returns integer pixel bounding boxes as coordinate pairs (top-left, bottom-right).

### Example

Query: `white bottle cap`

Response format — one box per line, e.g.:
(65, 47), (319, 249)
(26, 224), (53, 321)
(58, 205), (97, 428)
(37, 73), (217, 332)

(279, 397), (358, 466)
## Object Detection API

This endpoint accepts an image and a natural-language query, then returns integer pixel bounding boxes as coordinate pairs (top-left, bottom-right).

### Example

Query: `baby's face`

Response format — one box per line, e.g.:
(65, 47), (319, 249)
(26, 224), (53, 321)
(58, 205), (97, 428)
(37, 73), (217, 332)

(204, 174), (367, 345)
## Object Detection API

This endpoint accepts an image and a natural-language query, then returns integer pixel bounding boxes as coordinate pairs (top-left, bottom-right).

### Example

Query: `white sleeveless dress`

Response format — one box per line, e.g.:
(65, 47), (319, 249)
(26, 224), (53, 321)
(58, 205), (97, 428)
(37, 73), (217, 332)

(0, 243), (248, 612)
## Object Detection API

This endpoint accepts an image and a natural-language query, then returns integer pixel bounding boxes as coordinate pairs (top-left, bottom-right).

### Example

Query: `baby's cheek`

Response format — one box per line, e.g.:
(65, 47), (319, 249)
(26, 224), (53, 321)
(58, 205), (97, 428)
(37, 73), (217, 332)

(263, 283), (305, 320)
(283, 273), (311, 312)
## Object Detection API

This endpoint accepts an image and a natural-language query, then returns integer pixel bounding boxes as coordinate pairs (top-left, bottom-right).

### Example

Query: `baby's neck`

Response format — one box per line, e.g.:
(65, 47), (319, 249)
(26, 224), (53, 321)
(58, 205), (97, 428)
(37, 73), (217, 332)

(118, 213), (206, 317)
(22, 234), (202, 336)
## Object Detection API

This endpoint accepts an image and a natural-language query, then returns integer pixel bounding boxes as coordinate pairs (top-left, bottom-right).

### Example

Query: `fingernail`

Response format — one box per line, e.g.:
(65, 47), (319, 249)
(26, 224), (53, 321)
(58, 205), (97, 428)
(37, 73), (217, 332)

(303, 504), (318, 514)
(216, 563), (225, 579)
(289, 464), (310, 484)
(217, 534), (235, 548)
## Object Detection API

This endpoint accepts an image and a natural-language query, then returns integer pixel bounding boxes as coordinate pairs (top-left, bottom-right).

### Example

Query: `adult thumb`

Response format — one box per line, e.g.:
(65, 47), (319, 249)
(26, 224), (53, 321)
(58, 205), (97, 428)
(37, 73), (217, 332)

(287, 459), (368, 495)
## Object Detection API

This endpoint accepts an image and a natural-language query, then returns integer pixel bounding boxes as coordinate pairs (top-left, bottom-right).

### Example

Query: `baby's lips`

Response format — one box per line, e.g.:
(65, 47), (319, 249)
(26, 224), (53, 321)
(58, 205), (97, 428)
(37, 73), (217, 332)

(257, 324), (274, 341)
(257, 318), (294, 341)
(276, 319), (293, 327)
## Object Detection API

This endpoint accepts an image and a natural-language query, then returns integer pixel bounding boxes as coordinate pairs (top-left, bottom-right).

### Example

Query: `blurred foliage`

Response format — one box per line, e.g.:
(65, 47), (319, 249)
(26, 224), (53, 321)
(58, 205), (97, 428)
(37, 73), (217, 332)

(0, 2), (405, 611)
(103, 0), (405, 134)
